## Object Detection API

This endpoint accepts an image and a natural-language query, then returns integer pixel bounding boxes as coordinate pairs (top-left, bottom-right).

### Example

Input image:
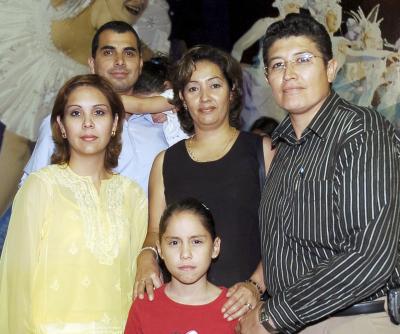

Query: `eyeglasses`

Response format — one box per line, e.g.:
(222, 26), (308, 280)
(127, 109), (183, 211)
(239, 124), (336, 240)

(264, 53), (322, 77)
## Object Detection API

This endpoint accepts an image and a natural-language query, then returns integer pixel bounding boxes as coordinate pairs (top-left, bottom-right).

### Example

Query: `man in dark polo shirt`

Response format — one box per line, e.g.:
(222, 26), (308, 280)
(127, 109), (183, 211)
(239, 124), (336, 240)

(237, 12), (400, 334)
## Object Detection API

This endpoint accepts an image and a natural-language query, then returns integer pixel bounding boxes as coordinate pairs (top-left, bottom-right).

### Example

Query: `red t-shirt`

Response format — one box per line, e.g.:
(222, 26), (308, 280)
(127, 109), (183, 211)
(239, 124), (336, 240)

(125, 285), (238, 334)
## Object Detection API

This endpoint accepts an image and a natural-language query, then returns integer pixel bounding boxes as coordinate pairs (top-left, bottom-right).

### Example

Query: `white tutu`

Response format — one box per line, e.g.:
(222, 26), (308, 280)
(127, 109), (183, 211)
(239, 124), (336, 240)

(134, 0), (171, 54)
(0, 0), (88, 141)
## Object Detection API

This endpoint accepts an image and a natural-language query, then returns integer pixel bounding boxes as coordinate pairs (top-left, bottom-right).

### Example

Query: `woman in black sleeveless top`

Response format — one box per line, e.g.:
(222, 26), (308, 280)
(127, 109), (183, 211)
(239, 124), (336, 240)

(135, 45), (275, 320)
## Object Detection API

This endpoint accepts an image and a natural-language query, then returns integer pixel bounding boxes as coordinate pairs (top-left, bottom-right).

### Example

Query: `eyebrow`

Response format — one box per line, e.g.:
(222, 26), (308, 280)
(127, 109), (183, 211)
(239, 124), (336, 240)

(268, 51), (313, 62)
(100, 45), (138, 53)
(65, 104), (109, 108)
(163, 234), (208, 239)
(187, 76), (224, 84)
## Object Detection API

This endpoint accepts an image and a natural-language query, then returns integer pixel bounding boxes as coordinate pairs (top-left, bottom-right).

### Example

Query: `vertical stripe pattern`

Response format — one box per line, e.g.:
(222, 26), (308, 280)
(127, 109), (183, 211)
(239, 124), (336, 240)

(259, 92), (400, 333)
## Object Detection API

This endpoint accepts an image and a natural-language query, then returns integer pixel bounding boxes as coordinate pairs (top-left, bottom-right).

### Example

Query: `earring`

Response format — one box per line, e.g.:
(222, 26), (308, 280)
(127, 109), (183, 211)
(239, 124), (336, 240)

(111, 130), (116, 137)
(183, 102), (188, 111)
(61, 132), (67, 139)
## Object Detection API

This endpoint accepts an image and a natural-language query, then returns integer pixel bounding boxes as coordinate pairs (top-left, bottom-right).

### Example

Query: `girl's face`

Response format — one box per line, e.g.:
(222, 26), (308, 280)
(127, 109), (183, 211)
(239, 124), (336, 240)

(57, 86), (118, 160)
(180, 60), (232, 131)
(159, 211), (220, 286)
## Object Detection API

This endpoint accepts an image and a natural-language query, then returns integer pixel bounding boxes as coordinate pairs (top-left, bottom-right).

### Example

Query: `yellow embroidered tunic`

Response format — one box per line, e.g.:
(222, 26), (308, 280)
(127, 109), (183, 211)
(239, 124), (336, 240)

(0, 165), (148, 334)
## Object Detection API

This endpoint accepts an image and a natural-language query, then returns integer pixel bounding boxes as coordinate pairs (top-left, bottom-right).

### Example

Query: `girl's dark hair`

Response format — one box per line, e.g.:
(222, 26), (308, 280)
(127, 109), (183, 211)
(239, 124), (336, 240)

(159, 198), (217, 240)
(170, 45), (243, 135)
(50, 74), (125, 171)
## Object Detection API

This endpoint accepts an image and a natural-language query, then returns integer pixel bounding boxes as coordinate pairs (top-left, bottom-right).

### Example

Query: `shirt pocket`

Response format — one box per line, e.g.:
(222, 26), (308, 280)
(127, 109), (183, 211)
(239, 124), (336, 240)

(289, 179), (336, 246)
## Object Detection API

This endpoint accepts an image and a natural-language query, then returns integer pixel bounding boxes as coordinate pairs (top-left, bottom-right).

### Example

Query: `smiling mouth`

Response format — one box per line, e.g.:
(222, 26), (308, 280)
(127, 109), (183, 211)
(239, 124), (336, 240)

(110, 71), (128, 78)
(199, 107), (215, 113)
(283, 87), (303, 94)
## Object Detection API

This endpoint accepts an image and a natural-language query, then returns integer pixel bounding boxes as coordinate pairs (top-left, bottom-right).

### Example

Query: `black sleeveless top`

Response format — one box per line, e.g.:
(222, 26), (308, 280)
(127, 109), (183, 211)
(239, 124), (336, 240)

(163, 131), (262, 287)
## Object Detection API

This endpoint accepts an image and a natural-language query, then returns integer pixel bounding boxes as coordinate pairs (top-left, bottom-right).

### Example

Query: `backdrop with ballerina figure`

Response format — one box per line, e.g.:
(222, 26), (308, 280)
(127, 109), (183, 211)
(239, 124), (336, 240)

(232, 0), (400, 129)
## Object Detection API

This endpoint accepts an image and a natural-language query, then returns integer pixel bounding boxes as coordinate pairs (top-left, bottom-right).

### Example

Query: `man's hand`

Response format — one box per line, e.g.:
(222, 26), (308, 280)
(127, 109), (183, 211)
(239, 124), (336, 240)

(235, 302), (268, 334)
(133, 251), (163, 301)
(222, 281), (260, 320)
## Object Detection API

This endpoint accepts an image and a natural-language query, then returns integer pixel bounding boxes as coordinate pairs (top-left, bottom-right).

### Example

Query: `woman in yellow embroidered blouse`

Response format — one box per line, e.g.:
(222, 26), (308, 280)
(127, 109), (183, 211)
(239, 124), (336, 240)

(0, 74), (148, 334)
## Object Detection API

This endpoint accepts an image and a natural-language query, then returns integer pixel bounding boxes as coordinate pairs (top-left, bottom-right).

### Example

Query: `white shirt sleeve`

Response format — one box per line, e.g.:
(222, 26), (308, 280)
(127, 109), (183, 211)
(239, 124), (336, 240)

(160, 89), (189, 146)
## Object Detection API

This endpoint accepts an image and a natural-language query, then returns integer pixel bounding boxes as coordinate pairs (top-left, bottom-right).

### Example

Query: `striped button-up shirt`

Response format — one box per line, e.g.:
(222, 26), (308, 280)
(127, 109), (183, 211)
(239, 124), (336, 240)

(260, 91), (400, 333)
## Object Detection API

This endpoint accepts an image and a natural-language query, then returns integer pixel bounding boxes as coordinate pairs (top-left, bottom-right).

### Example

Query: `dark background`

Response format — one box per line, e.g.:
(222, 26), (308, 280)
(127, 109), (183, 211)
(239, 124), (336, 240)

(167, 0), (399, 62)
(340, 0), (399, 43)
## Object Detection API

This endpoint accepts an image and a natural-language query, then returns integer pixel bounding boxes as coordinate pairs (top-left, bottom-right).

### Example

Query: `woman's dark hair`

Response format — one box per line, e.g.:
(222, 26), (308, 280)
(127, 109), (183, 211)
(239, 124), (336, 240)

(250, 116), (279, 137)
(133, 54), (170, 94)
(50, 74), (125, 171)
(159, 198), (217, 240)
(170, 45), (243, 134)
(263, 11), (333, 66)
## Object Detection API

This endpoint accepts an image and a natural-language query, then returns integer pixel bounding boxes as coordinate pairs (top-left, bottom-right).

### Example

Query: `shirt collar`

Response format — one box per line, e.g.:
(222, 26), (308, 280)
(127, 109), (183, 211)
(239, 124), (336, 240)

(271, 117), (296, 146)
(272, 91), (341, 146)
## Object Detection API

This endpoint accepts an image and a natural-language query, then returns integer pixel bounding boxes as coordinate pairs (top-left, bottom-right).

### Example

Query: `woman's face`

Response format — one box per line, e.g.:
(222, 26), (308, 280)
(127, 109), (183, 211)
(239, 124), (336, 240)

(57, 86), (118, 160)
(326, 10), (340, 33)
(93, 0), (148, 27)
(283, 2), (301, 15)
(180, 61), (232, 131)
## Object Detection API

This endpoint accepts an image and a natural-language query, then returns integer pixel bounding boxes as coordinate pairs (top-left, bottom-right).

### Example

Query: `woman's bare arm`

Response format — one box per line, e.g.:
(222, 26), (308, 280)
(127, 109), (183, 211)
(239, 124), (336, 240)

(133, 151), (167, 301)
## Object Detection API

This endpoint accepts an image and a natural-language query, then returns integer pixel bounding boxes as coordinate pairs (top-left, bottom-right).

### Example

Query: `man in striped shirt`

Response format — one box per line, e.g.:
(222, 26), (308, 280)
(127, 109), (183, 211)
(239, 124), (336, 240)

(237, 12), (400, 334)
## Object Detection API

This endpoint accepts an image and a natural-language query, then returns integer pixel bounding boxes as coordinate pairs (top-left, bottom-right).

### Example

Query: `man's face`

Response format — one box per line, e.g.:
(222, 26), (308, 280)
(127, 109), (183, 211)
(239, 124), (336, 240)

(265, 36), (337, 123)
(88, 30), (143, 95)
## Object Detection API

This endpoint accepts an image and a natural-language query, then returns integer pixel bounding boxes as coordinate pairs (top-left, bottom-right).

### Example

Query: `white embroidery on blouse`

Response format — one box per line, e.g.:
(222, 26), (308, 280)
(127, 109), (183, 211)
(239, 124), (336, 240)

(100, 313), (111, 325)
(46, 166), (128, 265)
(81, 276), (91, 288)
(50, 279), (60, 291)
(68, 242), (78, 255)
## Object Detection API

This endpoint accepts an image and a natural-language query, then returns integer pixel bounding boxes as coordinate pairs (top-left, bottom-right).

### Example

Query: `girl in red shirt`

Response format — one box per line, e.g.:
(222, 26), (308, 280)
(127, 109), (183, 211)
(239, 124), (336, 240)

(125, 198), (238, 334)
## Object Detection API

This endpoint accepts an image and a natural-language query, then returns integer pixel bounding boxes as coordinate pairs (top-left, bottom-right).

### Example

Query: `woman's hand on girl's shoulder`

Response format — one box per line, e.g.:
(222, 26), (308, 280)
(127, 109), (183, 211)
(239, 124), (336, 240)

(133, 251), (163, 301)
(221, 281), (260, 321)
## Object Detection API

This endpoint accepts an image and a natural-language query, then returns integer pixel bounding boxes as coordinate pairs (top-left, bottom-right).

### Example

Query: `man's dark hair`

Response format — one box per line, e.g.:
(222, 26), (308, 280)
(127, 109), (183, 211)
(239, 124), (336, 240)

(262, 11), (333, 65)
(91, 21), (142, 58)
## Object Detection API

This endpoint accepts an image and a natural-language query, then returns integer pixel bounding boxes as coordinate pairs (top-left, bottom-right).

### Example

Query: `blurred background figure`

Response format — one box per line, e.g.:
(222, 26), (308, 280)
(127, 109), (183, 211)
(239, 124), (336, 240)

(249, 116), (279, 137)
